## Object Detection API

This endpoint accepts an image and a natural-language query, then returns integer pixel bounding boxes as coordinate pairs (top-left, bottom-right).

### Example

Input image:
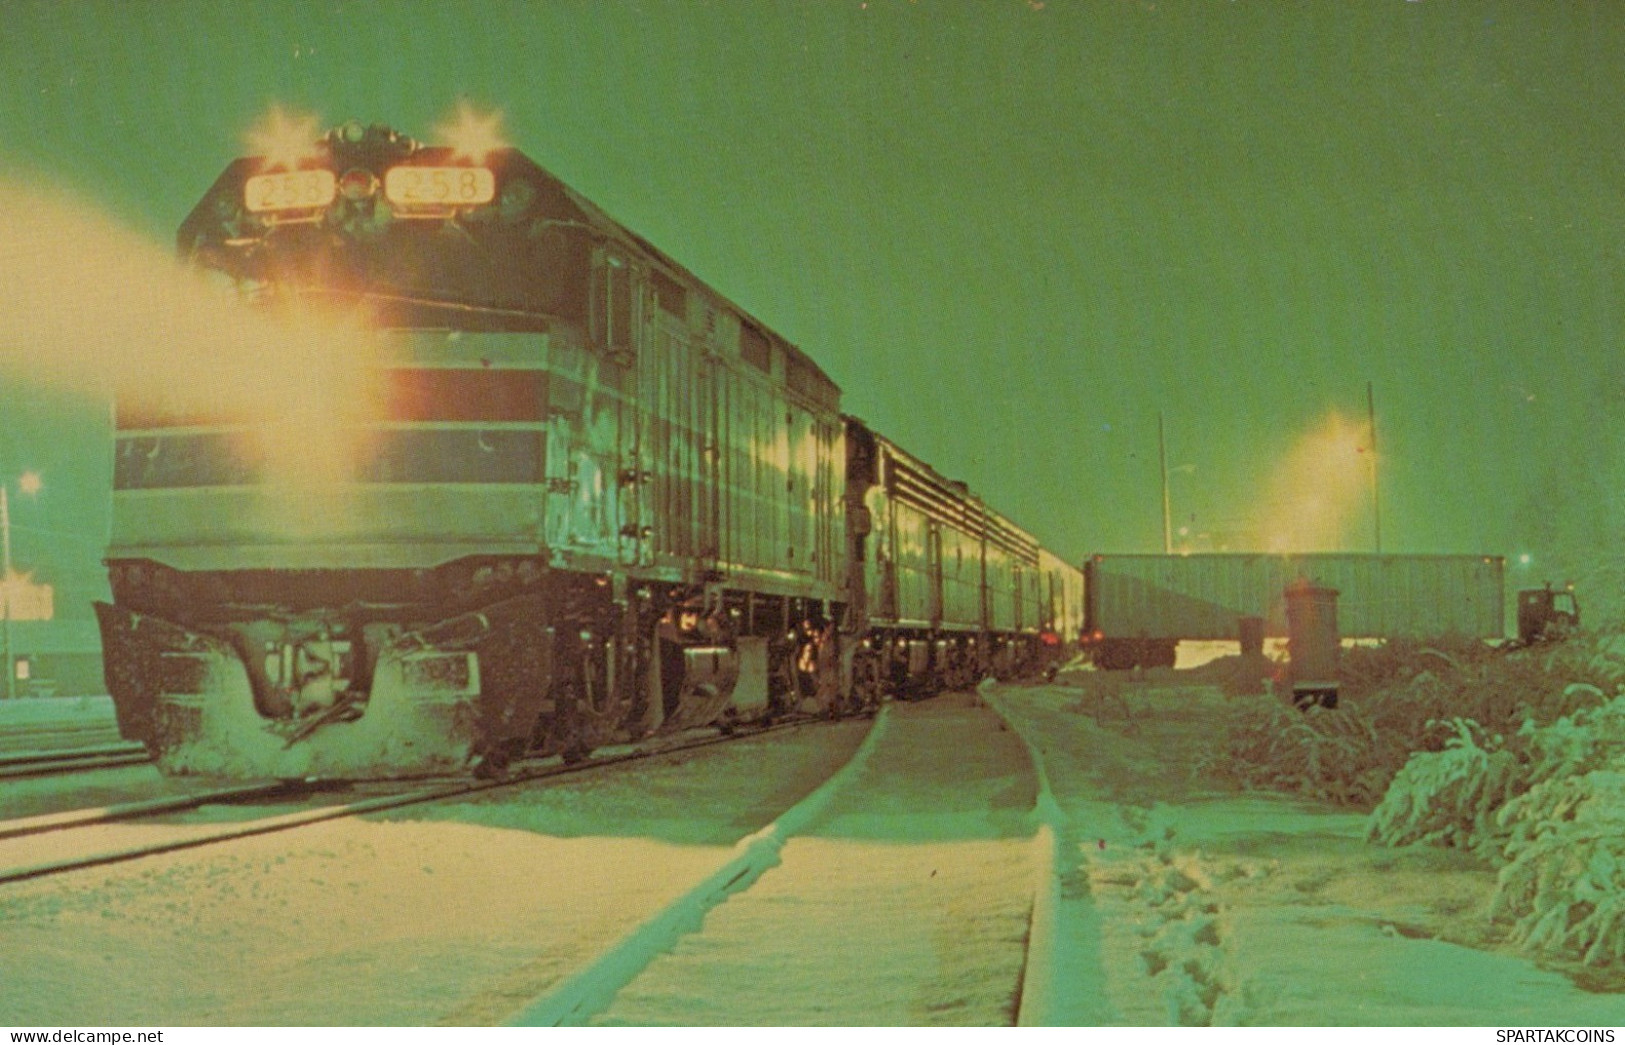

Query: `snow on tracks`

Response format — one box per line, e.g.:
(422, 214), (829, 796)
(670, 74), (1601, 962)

(0, 719), (873, 1024)
(559, 694), (1045, 1026)
(508, 703), (892, 1026)
(978, 679), (1083, 1027)
(0, 743), (150, 779)
(0, 696), (121, 755)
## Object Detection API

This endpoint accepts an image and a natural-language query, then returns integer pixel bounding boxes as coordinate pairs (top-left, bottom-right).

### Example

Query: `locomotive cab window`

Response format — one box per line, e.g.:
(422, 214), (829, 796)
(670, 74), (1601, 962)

(740, 322), (771, 372)
(592, 249), (634, 360)
(651, 267), (687, 320)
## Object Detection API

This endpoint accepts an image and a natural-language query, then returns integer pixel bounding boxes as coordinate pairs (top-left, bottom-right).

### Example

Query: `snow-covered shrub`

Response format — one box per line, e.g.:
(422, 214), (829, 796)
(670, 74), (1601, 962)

(1491, 765), (1625, 966)
(1366, 695), (1625, 852)
(1582, 629), (1625, 690)
(1234, 636), (1620, 811)
(1338, 637), (1491, 700)
(1519, 690), (1625, 785)
(1361, 648), (1610, 754)
(1361, 689), (1625, 965)
(1366, 718), (1520, 849)
(1496, 762), (1625, 854)
(1217, 696), (1394, 804)
(1480, 696), (1625, 966)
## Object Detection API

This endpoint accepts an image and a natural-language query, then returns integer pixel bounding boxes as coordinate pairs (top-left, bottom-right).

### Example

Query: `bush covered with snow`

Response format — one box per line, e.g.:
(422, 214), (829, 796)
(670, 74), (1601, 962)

(1213, 628), (1625, 968)
(1359, 631), (1625, 967)
(1491, 765), (1625, 966)
(1216, 696), (1397, 805)
(1363, 718), (1521, 849)
(1368, 687), (1625, 853)
(1221, 634), (1620, 811)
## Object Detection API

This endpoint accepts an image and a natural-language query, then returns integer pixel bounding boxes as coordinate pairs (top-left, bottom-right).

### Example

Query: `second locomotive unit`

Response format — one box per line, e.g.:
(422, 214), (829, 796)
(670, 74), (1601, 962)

(97, 117), (1082, 778)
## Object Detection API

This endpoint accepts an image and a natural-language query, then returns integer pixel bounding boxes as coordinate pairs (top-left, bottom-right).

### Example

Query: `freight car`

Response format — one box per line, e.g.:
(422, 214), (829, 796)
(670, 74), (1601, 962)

(96, 117), (1081, 778)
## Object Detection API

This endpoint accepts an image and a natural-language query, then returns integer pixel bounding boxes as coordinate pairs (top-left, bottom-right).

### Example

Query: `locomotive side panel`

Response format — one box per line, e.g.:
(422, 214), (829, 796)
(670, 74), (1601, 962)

(1038, 548), (1084, 638)
(858, 460), (893, 624)
(539, 335), (626, 563)
(643, 274), (703, 570)
(1020, 564), (1043, 634)
(810, 413), (844, 591)
(981, 507), (1041, 637)
(725, 358), (765, 571)
(699, 317), (844, 598)
(888, 498), (937, 628)
(941, 522), (982, 631)
(984, 542), (1015, 633)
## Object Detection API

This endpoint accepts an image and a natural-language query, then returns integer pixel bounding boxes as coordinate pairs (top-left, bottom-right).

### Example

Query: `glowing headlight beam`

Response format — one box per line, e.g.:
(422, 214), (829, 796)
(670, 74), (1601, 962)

(436, 102), (507, 165)
(246, 105), (324, 172)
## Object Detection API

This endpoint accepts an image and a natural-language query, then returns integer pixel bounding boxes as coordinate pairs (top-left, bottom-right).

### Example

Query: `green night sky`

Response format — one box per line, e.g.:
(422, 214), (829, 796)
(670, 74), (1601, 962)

(2, 0), (1623, 627)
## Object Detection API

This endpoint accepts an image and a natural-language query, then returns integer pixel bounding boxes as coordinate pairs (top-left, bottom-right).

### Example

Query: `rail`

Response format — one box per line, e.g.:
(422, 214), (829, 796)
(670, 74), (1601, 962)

(0, 744), (150, 779)
(509, 703), (892, 1026)
(0, 716), (827, 888)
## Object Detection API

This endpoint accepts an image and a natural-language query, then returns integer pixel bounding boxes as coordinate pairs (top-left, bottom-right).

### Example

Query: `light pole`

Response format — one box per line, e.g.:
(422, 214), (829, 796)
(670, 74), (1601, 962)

(2, 482), (12, 701)
(1159, 412), (1172, 555)
(2, 472), (42, 700)
(1367, 381), (1382, 555)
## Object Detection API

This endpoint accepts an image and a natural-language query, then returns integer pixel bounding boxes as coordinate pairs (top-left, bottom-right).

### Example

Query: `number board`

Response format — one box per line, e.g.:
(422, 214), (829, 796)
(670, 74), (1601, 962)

(384, 166), (497, 207)
(244, 170), (337, 213)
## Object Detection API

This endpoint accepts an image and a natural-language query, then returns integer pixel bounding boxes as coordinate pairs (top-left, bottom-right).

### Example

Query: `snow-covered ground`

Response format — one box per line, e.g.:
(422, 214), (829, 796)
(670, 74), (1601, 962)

(0, 695), (114, 727)
(0, 720), (870, 1025)
(1, 684), (1622, 1026)
(0, 695), (120, 755)
(995, 678), (1625, 1026)
(594, 696), (1035, 1026)
(1, 762), (233, 823)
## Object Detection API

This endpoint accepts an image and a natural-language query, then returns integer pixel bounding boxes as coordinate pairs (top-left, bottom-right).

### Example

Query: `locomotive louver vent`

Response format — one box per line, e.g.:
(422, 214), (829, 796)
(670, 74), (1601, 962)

(885, 457), (1039, 564)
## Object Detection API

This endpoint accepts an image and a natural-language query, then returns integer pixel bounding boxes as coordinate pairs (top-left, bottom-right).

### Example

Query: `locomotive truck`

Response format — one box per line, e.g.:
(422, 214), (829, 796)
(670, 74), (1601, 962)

(96, 117), (1082, 778)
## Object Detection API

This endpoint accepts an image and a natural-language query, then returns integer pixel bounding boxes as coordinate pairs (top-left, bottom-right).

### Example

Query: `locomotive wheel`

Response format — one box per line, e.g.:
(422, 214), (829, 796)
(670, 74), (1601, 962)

(851, 651), (884, 711)
(473, 740), (517, 779)
(768, 640), (801, 717)
(949, 646), (975, 690)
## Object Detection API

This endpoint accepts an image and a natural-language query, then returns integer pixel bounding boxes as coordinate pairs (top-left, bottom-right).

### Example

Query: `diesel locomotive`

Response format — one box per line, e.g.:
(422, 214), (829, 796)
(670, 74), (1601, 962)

(96, 117), (1082, 778)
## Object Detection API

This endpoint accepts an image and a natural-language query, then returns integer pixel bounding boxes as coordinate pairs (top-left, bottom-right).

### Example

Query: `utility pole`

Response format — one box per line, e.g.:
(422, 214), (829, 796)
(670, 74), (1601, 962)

(1367, 381), (1382, 555)
(1159, 411), (1172, 554)
(2, 484), (11, 701)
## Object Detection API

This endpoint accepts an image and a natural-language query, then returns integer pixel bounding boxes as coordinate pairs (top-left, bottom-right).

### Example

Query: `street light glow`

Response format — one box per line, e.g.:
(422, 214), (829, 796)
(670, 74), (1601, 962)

(1260, 412), (1374, 553)
(17, 471), (40, 497)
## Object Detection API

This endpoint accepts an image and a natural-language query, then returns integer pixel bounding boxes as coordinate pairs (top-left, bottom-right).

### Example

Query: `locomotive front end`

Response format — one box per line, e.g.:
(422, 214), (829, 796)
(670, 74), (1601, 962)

(98, 115), (617, 777)
(97, 592), (494, 778)
(100, 332), (562, 777)
(100, 343), (559, 777)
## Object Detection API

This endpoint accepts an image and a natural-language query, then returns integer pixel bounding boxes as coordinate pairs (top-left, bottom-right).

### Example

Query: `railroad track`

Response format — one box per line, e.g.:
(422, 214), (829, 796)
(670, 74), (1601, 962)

(0, 743), (151, 780)
(0, 703), (123, 755)
(0, 725), (127, 754)
(0, 715), (831, 888)
(979, 684), (1071, 1028)
(499, 692), (1060, 1027)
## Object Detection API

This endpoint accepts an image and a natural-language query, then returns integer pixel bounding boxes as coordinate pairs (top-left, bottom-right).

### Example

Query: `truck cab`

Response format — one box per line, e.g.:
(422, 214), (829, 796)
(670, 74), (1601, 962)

(1516, 584), (1579, 645)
